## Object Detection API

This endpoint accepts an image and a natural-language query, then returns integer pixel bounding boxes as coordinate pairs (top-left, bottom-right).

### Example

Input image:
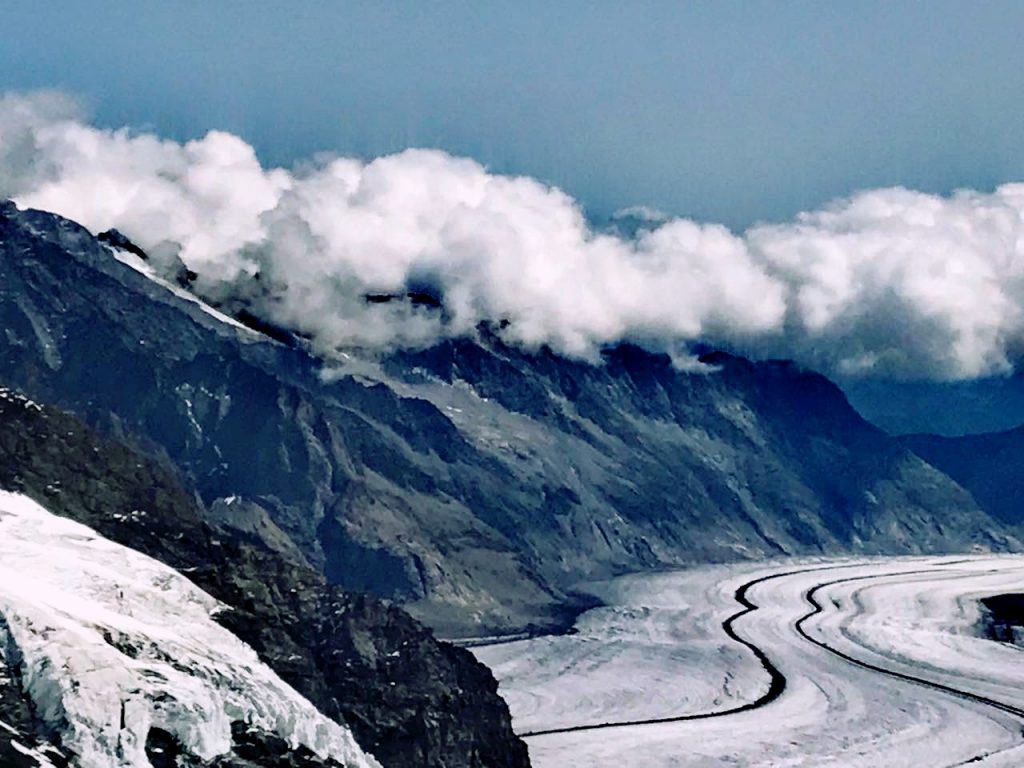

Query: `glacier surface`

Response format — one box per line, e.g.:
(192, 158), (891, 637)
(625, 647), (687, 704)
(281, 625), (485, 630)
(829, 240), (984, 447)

(476, 555), (1024, 767)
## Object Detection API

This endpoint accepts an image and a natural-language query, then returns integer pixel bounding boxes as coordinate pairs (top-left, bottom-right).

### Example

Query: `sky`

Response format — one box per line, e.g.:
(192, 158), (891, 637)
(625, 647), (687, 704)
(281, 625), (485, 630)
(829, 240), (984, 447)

(4, 1), (1024, 229)
(8, 2), (1024, 437)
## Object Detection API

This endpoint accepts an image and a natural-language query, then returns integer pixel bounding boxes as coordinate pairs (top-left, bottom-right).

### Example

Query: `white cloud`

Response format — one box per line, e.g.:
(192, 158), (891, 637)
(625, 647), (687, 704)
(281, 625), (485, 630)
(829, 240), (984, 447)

(4, 90), (1024, 381)
(748, 185), (1024, 379)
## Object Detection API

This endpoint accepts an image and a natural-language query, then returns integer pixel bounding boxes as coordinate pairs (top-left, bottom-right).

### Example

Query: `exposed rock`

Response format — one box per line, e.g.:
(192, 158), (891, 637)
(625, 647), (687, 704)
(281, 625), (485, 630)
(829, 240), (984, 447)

(364, 291), (443, 310)
(98, 228), (149, 261)
(978, 594), (1024, 647)
(0, 388), (529, 768)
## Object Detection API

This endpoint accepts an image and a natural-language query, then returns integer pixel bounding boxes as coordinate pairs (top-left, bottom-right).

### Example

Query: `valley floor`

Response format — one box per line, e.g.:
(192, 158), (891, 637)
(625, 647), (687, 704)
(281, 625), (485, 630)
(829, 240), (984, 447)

(474, 555), (1024, 767)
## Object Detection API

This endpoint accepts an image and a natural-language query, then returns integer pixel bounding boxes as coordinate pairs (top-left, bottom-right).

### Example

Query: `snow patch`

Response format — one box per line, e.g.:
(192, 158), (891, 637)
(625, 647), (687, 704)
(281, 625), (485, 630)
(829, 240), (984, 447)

(0, 388), (43, 412)
(107, 247), (255, 334)
(10, 739), (60, 767)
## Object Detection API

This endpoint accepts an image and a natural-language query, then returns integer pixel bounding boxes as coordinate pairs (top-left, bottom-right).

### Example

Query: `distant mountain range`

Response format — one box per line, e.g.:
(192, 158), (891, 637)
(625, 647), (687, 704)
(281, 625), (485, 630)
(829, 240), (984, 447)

(841, 374), (1024, 436)
(902, 426), (1024, 528)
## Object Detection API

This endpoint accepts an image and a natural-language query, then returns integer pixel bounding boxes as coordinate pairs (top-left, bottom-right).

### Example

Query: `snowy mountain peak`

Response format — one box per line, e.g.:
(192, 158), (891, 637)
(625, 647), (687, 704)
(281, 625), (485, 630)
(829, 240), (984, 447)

(0, 491), (379, 768)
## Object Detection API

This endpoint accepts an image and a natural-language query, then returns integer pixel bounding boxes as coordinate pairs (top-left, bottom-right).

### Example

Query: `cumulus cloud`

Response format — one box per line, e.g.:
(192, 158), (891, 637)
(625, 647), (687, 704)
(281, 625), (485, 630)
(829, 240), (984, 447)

(3, 90), (1024, 380)
(749, 186), (1024, 379)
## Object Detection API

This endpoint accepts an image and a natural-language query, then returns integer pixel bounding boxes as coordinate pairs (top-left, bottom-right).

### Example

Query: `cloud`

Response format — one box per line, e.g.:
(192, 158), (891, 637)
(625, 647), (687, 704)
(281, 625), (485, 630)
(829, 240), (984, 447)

(748, 185), (1024, 379)
(612, 205), (668, 223)
(3, 90), (1024, 381)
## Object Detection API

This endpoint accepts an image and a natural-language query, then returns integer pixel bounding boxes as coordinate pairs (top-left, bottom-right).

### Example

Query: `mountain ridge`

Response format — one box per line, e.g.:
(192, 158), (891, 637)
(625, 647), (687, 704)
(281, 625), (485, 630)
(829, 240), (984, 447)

(903, 425), (1024, 527)
(0, 200), (1016, 639)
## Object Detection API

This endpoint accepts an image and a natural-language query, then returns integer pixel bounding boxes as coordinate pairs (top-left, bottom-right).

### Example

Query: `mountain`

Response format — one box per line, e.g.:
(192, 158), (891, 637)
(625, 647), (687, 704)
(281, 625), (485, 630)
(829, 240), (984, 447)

(903, 426), (1024, 527)
(839, 374), (1024, 436)
(0, 490), (379, 768)
(0, 385), (528, 767)
(0, 200), (1016, 640)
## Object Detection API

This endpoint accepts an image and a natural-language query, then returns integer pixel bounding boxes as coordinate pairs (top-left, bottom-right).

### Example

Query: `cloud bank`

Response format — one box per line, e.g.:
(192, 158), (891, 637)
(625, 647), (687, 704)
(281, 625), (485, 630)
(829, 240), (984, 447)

(3, 91), (1024, 381)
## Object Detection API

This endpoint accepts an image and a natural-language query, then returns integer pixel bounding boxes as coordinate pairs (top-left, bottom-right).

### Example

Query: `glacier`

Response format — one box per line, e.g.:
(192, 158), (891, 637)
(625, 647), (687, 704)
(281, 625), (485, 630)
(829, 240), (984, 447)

(477, 556), (1024, 767)
(0, 490), (380, 768)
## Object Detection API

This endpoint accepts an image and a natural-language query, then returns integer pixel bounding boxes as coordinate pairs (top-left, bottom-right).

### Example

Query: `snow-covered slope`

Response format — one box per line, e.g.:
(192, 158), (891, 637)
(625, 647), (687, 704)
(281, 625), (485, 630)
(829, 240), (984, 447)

(0, 490), (379, 768)
(105, 243), (257, 334)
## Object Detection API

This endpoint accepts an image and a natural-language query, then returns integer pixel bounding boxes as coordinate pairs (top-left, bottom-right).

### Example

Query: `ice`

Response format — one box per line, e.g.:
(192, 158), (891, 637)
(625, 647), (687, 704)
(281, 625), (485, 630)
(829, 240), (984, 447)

(474, 563), (775, 732)
(477, 555), (1024, 767)
(0, 491), (379, 768)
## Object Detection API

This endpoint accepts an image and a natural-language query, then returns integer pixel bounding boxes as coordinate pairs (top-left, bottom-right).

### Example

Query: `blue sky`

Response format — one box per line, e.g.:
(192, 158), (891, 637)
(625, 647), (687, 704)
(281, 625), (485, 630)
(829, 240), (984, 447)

(3, 1), (1024, 228)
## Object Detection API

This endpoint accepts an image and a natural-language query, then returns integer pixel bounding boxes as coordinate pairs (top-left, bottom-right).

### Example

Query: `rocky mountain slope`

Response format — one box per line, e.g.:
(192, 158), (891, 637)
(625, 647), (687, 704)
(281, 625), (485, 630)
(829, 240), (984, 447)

(0, 386), (528, 767)
(0, 200), (1016, 637)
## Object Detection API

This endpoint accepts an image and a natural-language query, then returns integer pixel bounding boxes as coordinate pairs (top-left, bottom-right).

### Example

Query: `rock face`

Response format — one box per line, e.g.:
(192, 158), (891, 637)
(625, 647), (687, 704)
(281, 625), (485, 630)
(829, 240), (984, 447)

(978, 594), (1024, 647)
(0, 200), (1016, 638)
(0, 387), (528, 768)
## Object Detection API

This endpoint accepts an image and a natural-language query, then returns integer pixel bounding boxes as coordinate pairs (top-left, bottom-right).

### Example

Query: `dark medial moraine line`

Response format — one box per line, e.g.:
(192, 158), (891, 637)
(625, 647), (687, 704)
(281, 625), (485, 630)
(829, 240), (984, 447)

(793, 569), (1024, 766)
(521, 564), (839, 738)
